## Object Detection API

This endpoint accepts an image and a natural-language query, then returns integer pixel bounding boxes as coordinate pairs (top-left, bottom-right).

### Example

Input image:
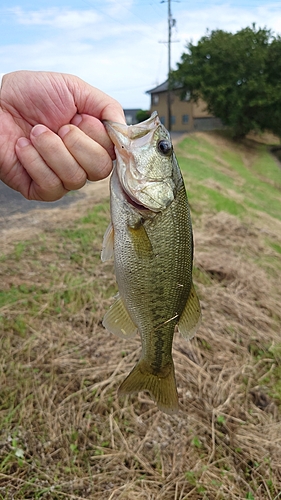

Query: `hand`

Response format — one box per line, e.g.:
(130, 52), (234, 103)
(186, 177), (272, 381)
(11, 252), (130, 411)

(0, 71), (125, 201)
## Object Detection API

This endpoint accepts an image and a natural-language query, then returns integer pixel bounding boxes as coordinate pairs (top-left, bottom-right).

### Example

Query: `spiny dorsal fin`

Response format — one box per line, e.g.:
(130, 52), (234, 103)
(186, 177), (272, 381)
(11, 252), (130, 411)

(102, 293), (138, 339)
(178, 282), (201, 339)
(101, 222), (114, 262)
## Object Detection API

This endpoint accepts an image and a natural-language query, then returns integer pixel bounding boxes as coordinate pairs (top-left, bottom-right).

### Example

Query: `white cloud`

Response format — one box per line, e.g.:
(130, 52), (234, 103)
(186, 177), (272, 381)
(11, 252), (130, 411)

(7, 6), (101, 29)
(105, 0), (134, 17)
(177, 3), (281, 45)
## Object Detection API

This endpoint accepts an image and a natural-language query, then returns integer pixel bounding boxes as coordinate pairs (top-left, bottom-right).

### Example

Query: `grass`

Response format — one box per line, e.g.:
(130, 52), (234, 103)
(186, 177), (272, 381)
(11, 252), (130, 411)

(0, 130), (281, 499)
(177, 132), (281, 222)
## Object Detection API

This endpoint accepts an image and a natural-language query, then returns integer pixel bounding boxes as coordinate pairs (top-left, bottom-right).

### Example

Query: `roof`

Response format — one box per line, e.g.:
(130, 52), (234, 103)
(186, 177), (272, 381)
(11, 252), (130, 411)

(123, 108), (142, 114)
(146, 81), (169, 94)
(146, 80), (183, 94)
(123, 108), (142, 125)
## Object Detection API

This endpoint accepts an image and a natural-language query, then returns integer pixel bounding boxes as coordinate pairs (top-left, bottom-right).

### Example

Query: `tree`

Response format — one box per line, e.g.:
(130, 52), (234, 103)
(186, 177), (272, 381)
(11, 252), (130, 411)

(136, 110), (150, 123)
(262, 35), (281, 138)
(171, 25), (281, 138)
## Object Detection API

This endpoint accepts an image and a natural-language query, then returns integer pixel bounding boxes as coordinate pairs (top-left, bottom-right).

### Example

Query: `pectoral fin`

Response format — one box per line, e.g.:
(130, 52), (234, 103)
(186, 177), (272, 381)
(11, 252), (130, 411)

(128, 222), (153, 257)
(102, 293), (138, 339)
(178, 282), (201, 339)
(101, 222), (114, 262)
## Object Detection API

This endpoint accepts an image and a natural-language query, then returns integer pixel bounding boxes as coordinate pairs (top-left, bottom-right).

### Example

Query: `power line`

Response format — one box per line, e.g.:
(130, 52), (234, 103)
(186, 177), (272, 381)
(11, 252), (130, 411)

(80, 0), (166, 44)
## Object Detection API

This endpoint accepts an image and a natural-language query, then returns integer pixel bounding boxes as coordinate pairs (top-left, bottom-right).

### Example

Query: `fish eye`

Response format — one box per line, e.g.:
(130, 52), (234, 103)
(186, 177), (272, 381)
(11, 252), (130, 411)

(157, 140), (173, 156)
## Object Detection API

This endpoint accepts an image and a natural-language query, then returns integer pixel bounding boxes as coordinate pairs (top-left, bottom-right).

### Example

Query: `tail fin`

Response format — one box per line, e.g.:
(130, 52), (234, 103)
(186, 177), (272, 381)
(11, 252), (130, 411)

(118, 359), (179, 414)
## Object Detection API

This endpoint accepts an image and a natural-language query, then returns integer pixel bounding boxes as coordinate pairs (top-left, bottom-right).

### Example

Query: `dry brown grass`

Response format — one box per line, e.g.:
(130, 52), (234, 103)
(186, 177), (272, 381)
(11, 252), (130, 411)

(0, 134), (281, 499)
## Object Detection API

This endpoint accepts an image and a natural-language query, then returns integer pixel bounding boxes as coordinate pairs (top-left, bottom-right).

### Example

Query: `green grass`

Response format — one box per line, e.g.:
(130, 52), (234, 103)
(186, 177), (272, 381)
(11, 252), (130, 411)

(0, 202), (112, 320)
(251, 146), (281, 186)
(178, 133), (281, 221)
(191, 184), (246, 216)
(269, 241), (281, 254)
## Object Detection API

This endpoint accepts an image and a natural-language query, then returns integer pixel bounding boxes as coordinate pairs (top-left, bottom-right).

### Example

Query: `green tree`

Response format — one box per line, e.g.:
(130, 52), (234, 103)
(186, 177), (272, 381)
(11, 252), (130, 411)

(136, 109), (150, 123)
(262, 35), (281, 138)
(171, 25), (281, 138)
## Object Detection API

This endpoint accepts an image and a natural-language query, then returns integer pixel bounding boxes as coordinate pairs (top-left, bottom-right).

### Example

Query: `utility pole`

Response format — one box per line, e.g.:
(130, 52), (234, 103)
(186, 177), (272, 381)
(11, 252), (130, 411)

(160, 0), (178, 132)
(167, 0), (172, 132)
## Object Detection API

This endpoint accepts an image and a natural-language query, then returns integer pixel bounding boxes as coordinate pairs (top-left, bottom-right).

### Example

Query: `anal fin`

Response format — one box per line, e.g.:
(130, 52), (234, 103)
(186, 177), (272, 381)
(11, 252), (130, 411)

(103, 293), (138, 339)
(178, 282), (201, 339)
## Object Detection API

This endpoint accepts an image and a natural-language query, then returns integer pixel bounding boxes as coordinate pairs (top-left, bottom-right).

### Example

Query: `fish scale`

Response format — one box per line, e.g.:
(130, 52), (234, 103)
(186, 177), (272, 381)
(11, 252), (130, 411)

(102, 112), (201, 414)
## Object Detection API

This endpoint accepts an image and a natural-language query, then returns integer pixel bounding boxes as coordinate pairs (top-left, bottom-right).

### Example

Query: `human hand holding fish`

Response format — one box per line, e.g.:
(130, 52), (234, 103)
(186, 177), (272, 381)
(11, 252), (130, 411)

(0, 70), (125, 201)
(102, 112), (201, 414)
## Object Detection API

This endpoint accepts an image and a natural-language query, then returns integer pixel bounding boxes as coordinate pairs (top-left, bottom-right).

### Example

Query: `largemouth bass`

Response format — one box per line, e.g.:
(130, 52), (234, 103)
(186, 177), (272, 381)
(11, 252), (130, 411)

(102, 112), (201, 414)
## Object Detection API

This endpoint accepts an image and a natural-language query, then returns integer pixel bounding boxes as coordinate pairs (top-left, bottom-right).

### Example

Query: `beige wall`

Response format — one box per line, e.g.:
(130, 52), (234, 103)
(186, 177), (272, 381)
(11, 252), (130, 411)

(192, 98), (210, 118)
(150, 91), (214, 131)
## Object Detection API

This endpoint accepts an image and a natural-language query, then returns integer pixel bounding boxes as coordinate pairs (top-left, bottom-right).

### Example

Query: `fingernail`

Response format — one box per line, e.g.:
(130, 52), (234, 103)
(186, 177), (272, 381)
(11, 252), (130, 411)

(32, 124), (48, 137)
(17, 137), (31, 148)
(58, 125), (71, 139)
(71, 114), (83, 126)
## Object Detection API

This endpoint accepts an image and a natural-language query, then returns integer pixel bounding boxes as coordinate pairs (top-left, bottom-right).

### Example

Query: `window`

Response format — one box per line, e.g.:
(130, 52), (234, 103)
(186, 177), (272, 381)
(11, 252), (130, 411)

(171, 115), (176, 125)
(182, 114), (189, 124)
(152, 94), (159, 105)
(126, 115), (133, 125)
(160, 116), (165, 125)
(183, 91), (191, 102)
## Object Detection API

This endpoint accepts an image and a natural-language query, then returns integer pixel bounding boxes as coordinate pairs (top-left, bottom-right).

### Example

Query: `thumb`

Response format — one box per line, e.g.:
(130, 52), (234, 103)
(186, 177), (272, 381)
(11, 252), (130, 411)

(64, 74), (126, 124)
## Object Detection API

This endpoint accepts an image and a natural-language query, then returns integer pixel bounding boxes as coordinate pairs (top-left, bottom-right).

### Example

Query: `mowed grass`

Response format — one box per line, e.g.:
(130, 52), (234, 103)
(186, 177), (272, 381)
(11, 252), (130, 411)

(177, 132), (281, 221)
(0, 131), (281, 499)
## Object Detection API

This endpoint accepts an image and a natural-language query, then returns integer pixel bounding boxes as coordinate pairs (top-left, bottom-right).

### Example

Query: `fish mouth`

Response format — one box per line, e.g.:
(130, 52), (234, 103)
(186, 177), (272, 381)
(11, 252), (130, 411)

(103, 111), (161, 148)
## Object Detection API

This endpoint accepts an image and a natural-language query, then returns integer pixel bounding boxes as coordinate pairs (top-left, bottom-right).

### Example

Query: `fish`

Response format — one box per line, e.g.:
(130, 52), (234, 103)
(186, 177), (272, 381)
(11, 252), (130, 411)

(102, 111), (201, 414)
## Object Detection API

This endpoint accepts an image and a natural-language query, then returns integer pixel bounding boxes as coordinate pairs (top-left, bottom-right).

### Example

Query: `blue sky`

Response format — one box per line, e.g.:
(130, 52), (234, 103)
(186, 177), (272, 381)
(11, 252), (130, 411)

(1, 0), (280, 109)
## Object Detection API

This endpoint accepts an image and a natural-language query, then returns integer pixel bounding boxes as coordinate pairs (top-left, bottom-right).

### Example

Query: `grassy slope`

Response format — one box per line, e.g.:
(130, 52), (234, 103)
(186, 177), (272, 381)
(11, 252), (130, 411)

(0, 131), (281, 499)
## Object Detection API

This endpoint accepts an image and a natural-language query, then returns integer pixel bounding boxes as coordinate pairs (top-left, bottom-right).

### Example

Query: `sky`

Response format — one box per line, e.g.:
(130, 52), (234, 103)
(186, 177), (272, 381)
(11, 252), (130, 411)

(1, 0), (281, 109)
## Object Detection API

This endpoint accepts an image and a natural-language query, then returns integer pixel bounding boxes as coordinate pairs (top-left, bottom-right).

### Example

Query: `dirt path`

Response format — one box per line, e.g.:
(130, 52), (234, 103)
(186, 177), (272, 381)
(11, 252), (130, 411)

(0, 179), (110, 252)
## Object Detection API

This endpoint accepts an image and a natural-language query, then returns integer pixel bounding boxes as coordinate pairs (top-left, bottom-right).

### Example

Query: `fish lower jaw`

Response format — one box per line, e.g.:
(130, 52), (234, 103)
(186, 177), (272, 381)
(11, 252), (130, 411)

(119, 181), (149, 212)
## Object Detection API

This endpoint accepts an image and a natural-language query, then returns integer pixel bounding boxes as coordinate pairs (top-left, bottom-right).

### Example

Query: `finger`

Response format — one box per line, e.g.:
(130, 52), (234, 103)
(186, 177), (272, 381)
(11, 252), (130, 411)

(30, 124), (87, 190)
(15, 137), (68, 201)
(58, 123), (113, 181)
(64, 74), (126, 123)
(71, 114), (115, 159)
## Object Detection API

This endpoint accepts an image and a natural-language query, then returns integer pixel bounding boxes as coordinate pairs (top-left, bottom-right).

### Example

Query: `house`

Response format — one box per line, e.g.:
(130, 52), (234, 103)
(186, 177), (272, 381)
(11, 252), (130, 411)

(123, 109), (141, 125)
(146, 81), (222, 132)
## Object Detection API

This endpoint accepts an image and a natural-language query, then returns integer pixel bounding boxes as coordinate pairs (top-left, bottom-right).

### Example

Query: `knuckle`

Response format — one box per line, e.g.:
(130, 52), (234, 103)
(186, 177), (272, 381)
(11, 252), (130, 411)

(87, 156), (112, 181)
(63, 125), (83, 149)
(63, 167), (87, 190)
(44, 172), (63, 191)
